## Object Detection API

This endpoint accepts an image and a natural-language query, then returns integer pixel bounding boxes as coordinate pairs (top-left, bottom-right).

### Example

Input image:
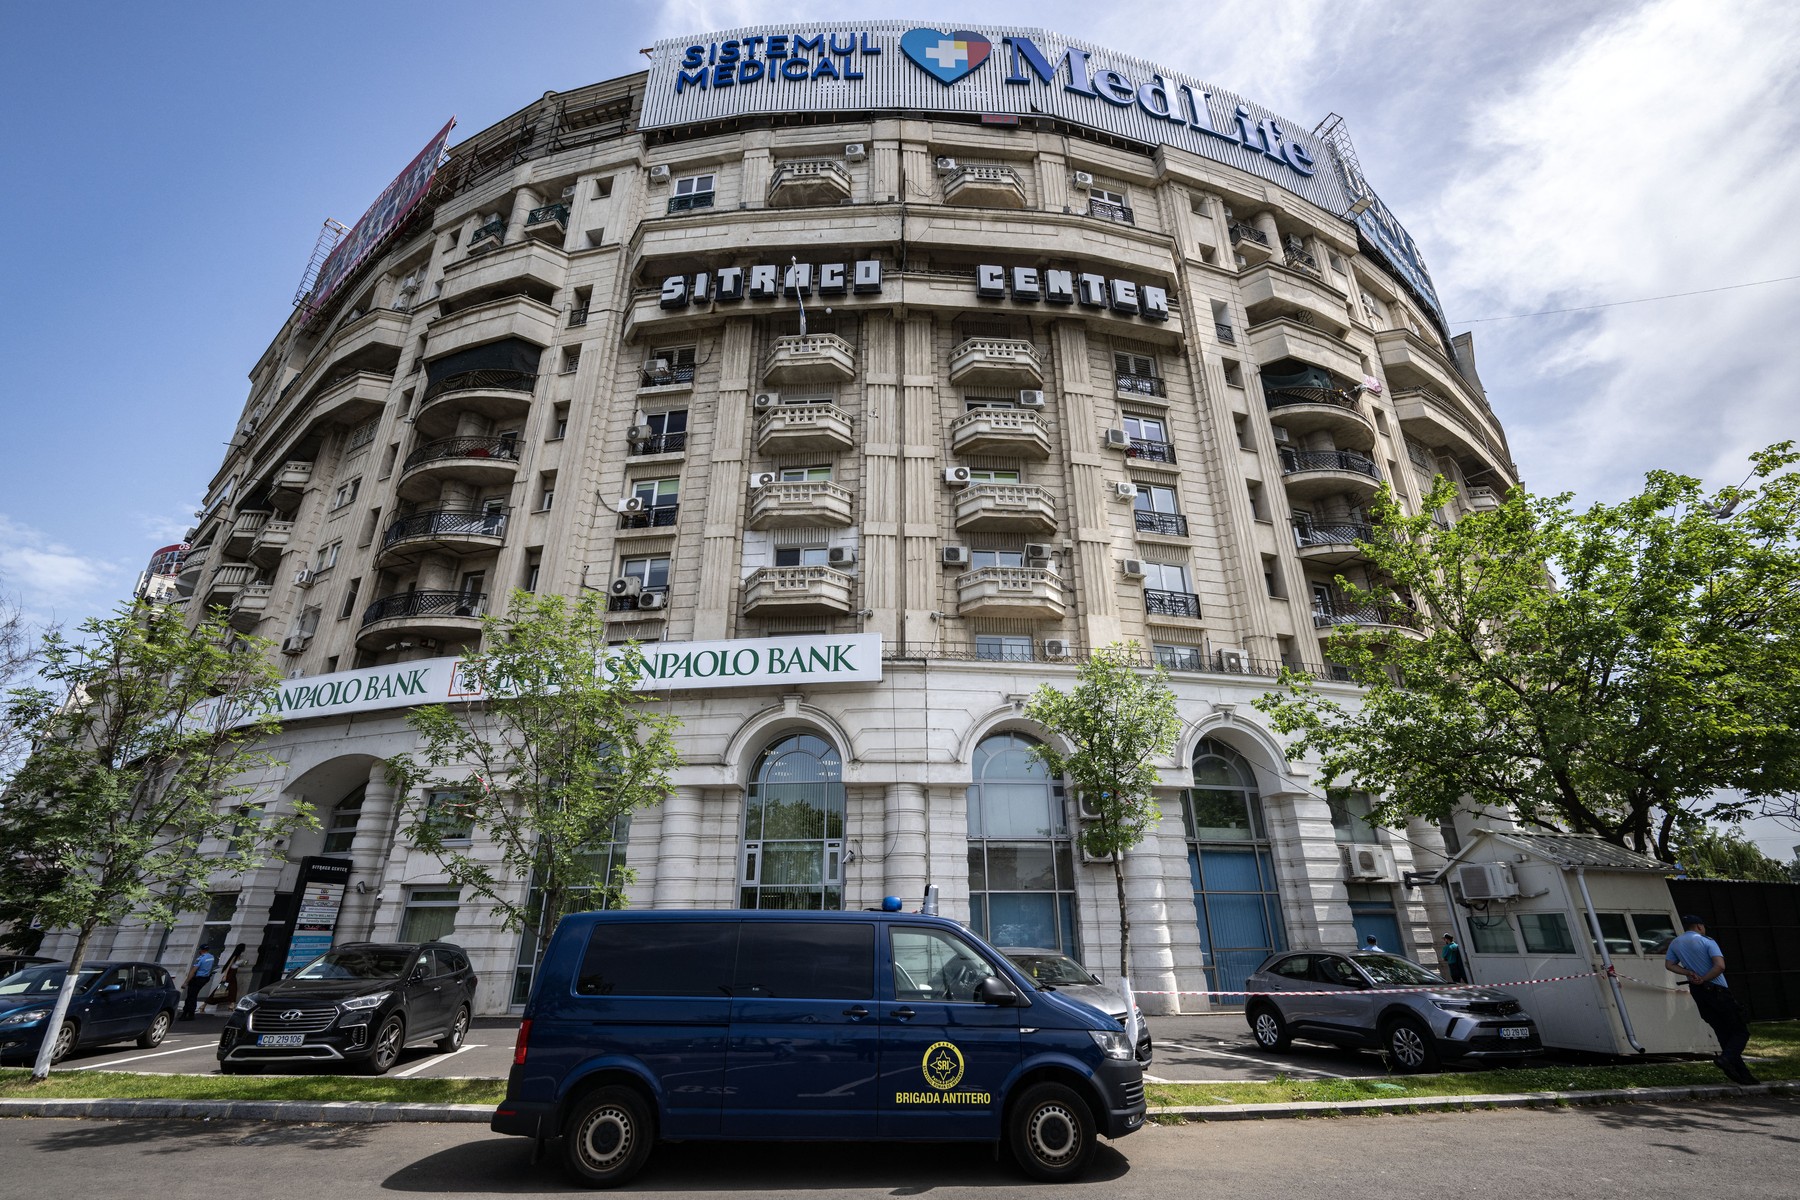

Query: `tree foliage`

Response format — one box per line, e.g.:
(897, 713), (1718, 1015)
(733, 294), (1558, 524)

(1257, 444), (1800, 859)
(1674, 826), (1797, 883)
(387, 591), (682, 948)
(1023, 643), (1181, 978)
(0, 601), (298, 1078)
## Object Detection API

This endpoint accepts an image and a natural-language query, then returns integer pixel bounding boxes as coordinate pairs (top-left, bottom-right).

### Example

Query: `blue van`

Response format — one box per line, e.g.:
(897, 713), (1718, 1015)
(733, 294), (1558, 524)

(492, 909), (1147, 1186)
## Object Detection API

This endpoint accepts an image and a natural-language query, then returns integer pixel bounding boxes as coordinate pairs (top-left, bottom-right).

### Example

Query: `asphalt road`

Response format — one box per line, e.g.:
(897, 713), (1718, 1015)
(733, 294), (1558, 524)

(3, 1098), (1795, 1199)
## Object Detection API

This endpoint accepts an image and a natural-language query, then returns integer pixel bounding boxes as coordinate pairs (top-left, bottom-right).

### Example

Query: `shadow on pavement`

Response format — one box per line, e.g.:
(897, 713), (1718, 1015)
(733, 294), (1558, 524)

(1584, 1097), (1800, 1157)
(26, 1119), (377, 1155)
(382, 1136), (1130, 1192)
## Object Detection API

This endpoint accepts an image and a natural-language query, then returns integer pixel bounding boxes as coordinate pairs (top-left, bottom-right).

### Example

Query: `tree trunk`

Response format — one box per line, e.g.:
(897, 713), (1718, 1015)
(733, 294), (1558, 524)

(31, 924), (95, 1081)
(1112, 852), (1130, 980)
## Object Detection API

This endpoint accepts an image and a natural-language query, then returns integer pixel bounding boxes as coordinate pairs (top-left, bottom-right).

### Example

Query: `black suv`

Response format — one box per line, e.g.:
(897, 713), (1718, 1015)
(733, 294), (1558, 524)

(218, 942), (477, 1074)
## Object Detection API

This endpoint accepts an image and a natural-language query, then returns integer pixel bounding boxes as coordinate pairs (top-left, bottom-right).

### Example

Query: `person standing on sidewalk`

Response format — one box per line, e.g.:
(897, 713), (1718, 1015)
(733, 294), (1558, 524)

(1665, 914), (1756, 1084)
(1441, 933), (1467, 983)
(181, 944), (216, 1021)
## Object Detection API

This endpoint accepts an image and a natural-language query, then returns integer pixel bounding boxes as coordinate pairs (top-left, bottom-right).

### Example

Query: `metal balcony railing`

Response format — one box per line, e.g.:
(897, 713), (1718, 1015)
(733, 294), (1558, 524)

(1280, 448), (1380, 480)
(1267, 388), (1361, 413)
(640, 363), (696, 387)
(1313, 595), (1421, 630)
(382, 509), (507, 547)
(568, 306), (589, 327)
(1134, 510), (1188, 537)
(1144, 588), (1201, 618)
(668, 192), (714, 214)
(1284, 246), (1323, 278)
(1294, 521), (1375, 550)
(362, 590), (488, 627)
(1127, 438), (1175, 464)
(468, 217), (504, 247)
(1229, 222), (1270, 249)
(1214, 322), (1236, 344)
(619, 505), (679, 530)
(629, 431), (687, 455)
(1088, 197), (1134, 224)
(525, 203), (569, 227)
(1115, 373), (1166, 397)
(402, 436), (520, 473)
(422, 369), (537, 402)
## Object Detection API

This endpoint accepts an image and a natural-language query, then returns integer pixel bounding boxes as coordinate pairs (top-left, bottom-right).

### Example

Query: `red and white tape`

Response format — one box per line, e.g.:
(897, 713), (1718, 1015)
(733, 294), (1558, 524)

(1132, 969), (1605, 999)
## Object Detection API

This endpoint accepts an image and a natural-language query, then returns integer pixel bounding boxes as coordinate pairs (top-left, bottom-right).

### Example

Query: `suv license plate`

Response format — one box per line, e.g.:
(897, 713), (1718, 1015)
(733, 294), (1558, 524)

(1499, 1026), (1531, 1040)
(256, 1034), (305, 1047)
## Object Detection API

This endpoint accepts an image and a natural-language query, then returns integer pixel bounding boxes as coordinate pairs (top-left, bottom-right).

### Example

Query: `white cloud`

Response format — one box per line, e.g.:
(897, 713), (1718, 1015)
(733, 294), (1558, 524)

(0, 514), (129, 626)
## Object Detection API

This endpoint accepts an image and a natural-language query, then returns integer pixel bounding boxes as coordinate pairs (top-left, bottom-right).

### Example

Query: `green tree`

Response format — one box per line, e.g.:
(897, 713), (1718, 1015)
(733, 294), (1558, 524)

(387, 591), (681, 961)
(1674, 826), (1793, 882)
(1023, 642), (1181, 979)
(0, 601), (298, 1080)
(1257, 444), (1800, 859)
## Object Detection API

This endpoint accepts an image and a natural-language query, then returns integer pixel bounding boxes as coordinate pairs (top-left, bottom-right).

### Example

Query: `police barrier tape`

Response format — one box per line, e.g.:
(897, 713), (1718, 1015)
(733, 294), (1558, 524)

(1131, 968), (1610, 998)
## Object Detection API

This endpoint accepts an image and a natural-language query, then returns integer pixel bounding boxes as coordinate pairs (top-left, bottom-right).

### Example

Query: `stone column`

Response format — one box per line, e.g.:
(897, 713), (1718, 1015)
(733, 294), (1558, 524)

(692, 320), (754, 639)
(1253, 211), (1285, 265)
(883, 782), (929, 908)
(505, 187), (542, 242)
(1124, 826), (1181, 1014)
(654, 786), (706, 907)
(337, 764), (399, 941)
(1051, 321), (1121, 647)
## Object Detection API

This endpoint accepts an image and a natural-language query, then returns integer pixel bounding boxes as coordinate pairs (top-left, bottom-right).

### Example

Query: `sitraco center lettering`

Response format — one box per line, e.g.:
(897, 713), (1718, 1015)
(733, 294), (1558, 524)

(976, 263), (1168, 321)
(661, 258), (882, 309)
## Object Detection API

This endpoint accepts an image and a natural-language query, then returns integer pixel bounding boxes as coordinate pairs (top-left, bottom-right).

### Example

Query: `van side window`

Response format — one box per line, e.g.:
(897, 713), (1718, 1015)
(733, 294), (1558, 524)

(735, 922), (875, 1000)
(890, 927), (999, 1003)
(577, 922), (739, 996)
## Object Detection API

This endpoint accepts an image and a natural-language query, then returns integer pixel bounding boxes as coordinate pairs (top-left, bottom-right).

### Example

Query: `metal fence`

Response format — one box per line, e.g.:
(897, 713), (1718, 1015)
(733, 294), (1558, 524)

(1666, 878), (1800, 1021)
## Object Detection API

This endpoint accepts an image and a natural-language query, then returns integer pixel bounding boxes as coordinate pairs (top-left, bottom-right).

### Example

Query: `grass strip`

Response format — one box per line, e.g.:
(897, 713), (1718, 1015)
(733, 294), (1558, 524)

(1146, 1021), (1799, 1109)
(0, 1069), (503, 1106)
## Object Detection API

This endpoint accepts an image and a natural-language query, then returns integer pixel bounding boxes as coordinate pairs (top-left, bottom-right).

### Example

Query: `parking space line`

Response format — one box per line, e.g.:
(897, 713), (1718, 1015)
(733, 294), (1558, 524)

(392, 1044), (486, 1078)
(74, 1042), (217, 1070)
(1159, 1041), (1353, 1079)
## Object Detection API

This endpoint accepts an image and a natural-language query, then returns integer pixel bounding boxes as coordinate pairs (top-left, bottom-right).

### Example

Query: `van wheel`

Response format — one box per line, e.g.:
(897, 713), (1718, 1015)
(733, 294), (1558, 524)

(563, 1086), (653, 1188)
(138, 1010), (173, 1049)
(1384, 1016), (1440, 1073)
(1008, 1082), (1096, 1182)
(1249, 1004), (1291, 1051)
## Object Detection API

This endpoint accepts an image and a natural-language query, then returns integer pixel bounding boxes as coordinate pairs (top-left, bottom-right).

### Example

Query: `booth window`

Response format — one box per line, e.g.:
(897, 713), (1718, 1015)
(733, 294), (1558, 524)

(1593, 912), (1636, 956)
(1629, 912), (1678, 955)
(1517, 911), (1576, 955)
(1467, 914), (1517, 954)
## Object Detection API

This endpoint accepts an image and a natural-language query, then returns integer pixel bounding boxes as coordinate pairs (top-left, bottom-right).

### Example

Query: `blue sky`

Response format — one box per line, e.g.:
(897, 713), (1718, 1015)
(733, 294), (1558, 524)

(1, 2), (1796, 853)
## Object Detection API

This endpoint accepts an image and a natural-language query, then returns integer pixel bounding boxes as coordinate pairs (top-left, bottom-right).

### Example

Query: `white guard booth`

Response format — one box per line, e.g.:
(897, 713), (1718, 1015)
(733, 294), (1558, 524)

(1437, 830), (1715, 1056)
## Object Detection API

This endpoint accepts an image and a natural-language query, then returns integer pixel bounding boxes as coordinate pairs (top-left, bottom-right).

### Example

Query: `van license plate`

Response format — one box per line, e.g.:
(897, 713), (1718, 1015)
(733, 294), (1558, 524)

(1500, 1026), (1531, 1040)
(256, 1034), (305, 1047)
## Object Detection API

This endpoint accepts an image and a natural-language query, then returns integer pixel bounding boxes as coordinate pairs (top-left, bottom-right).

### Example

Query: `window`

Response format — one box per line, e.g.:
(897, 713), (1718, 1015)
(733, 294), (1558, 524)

(1518, 912), (1576, 955)
(1153, 643), (1203, 671)
(965, 468), (1020, 484)
(560, 346), (581, 375)
(315, 541), (342, 572)
(635, 409), (688, 453)
(199, 892), (239, 956)
(1629, 912), (1678, 955)
(1182, 738), (1285, 994)
(550, 404), (569, 440)
(1190, 195), (1210, 216)
(1115, 351), (1156, 379)
(966, 732), (1078, 955)
(514, 816), (630, 1003)
(1247, 480), (1268, 520)
(1143, 561), (1190, 593)
(1593, 912), (1636, 956)
(1327, 791), (1379, 843)
(740, 734), (846, 911)
(1123, 414), (1167, 444)
(380, 443), (400, 479)
(1222, 359), (1245, 389)
(1088, 186), (1132, 223)
(322, 788), (365, 855)
(1347, 882), (1401, 953)
(1468, 914), (1519, 954)
(975, 635), (1033, 661)
(736, 922), (875, 1000)
(538, 472), (557, 511)
(774, 547), (829, 567)
(577, 921), (735, 996)
(331, 479), (360, 510)
(620, 555), (671, 590)
(338, 577), (361, 621)
(523, 554), (542, 592)
(645, 345), (697, 386)
(1133, 484), (1187, 537)
(399, 888), (461, 943)
(1262, 555), (1285, 598)
(632, 477), (680, 507)
(674, 173), (714, 197)
(970, 549), (1025, 569)
(778, 465), (833, 482)
(419, 791), (474, 843)
(569, 286), (592, 326)
(891, 926), (1004, 1003)
(347, 418), (379, 451)
(594, 177), (613, 198)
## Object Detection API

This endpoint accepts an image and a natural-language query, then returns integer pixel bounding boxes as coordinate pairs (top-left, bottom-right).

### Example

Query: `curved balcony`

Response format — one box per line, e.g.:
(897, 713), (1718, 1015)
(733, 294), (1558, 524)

(267, 460), (315, 513)
(248, 519), (295, 568)
(1229, 222), (1273, 264)
(741, 565), (855, 617)
(767, 159), (853, 208)
(1293, 520), (1376, 565)
(222, 510), (270, 559)
(202, 563), (255, 608)
(1391, 387), (1514, 484)
(755, 404), (854, 455)
(1313, 593), (1423, 638)
(949, 409), (1051, 459)
(304, 371), (390, 433)
(177, 545), (211, 582)
(953, 483), (1057, 535)
(1279, 448), (1383, 502)
(438, 239), (566, 310)
(943, 165), (1027, 209)
(1265, 392), (1376, 451)
(1376, 328), (1501, 440)
(227, 583), (273, 633)
(763, 334), (856, 386)
(747, 481), (854, 530)
(425, 294), (559, 365)
(1240, 261), (1350, 336)
(357, 589), (487, 650)
(955, 566), (1065, 621)
(948, 338), (1042, 389)
(414, 369), (537, 438)
(398, 436), (523, 501)
(305, 309), (408, 390)
(377, 509), (507, 563)
(1248, 316), (1362, 382)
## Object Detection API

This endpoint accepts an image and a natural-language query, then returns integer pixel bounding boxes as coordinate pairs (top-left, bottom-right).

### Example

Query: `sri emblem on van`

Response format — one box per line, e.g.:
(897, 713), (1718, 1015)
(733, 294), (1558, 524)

(922, 1040), (966, 1090)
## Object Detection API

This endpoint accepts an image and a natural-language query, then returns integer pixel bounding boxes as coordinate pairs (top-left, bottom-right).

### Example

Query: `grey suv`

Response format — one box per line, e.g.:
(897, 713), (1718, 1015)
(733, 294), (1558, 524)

(1244, 950), (1540, 1072)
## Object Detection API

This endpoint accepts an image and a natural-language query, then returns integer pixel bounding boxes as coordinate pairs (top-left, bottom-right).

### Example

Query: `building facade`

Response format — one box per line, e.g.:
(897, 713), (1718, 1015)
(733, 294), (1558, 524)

(66, 25), (1519, 1014)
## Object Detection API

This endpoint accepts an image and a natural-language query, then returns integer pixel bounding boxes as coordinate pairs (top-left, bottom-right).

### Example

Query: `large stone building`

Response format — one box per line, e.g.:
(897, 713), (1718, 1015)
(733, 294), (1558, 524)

(58, 24), (1518, 1013)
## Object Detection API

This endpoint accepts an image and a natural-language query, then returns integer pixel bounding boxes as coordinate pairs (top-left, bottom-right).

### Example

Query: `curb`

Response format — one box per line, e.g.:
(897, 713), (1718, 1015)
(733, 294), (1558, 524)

(1148, 1079), (1800, 1121)
(0, 1098), (494, 1124)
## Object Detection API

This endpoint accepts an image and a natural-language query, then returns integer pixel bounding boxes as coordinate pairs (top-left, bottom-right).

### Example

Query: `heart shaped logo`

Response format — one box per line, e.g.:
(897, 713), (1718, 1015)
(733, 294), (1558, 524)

(900, 28), (993, 86)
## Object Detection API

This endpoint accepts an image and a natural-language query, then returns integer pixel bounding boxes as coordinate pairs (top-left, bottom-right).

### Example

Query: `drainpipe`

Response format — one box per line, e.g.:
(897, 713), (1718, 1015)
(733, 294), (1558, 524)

(1574, 867), (1645, 1053)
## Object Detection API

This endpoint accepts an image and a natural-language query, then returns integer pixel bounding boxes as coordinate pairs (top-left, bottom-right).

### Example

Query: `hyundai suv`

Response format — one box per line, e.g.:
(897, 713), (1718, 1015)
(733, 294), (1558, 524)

(218, 942), (476, 1074)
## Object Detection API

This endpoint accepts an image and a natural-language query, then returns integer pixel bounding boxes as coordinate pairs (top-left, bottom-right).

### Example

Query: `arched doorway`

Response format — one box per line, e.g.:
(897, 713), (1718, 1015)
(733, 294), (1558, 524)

(966, 732), (1078, 955)
(1182, 737), (1287, 995)
(739, 733), (845, 910)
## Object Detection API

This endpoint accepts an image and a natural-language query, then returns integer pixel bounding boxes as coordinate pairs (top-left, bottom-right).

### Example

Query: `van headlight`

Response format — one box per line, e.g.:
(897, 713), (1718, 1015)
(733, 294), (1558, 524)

(340, 992), (390, 1011)
(1088, 1029), (1134, 1060)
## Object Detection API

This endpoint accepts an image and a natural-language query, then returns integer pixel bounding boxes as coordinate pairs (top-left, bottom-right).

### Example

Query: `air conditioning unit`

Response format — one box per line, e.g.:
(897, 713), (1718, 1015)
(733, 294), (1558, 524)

(1104, 428), (1131, 449)
(1076, 791), (1105, 820)
(1043, 638), (1073, 659)
(627, 424), (654, 442)
(648, 357), (671, 374)
(1457, 861), (1520, 901)
(827, 546), (857, 566)
(1271, 426), (1292, 444)
(280, 633), (311, 655)
(1216, 647), (1249, 674)
(609, 576), (643, 598)
(751, 471), (779, 488)
(944, 466), (972, 485)
(844, 143), (867, 161)
(1114, 481), (1138, 499)
(1023, 542), (1054, 561)
(618, 496), (648, 513)
(753, 392), (780, 409)
(1121, 558), (1145, 578)
(647, 164), (671, 181)
(293, 568), (316, 587)
(1017, 389), (1046, 408)
(1343, 843), (1399, 883)
(561, 185), (577, 199)
(637, 591), (668, 610)
(942, 546), (971, 567)
(1072, 170), (1095, 188)
(1080, 845), (1117, 864)
(934, 156), (958, 173)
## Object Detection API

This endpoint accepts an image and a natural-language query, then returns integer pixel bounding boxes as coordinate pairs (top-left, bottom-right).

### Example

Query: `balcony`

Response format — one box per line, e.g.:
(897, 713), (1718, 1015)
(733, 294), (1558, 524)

(415, 367), (538, 437)
(747, 481), (854, 530)
(639, 360), (696, 390)
(767, 159), (853, 207)
(267, 461), (315, 513)
(1240, 262), (1350, 337)
(301, 309), (409, 393)
(943, 165), (1027, 209)
(1293, 520), (1375, 565)
(522, 203), (568, 242)
(1264, 369), (1376, 450)
(1229, 222), (1272, 264)
(1087, 196), (1134, 225)
(1144, 588), (1202, 620)
(667, 191), (714, 215)
(305, 371), (391, 434)
(438, 240), (567, 311)
(1466, 485), (1501, 512)
(1115, 373), (1167, 399)
(953, 483), (1057, 535)
(177, 544), (211, 581)
(1391, 387), (1514, 482)
(357, 589), (487, 650)
(1126, 438), (1176, 465)
(398, 436), (522, 501)
(1134, 510), (1188, 538)
(378, 509), (507, 562)
(618, 505), (680, 532)
(756, 404), (854, 455)
(1248, 317), (1362, 383)
(1375, 328), (1495, 423)
(202, 563), (255, 608)
(629, 430), (688, 456)
(222, 510), (270, 559)
(1279, 447), (1383, 501)
(1313, 593), (1422, 635)
(948, 338), (1042, 389)
(424, 295), (559, 371)
(763, 333), (856, 386)
(742, 565), (855, 617)
(467, 217), (505, 253)
(955, 566), (1065, 621)
(248, 519), (295, 568)
(949, 409), (1051, 459)
(227, 583), (273, 633)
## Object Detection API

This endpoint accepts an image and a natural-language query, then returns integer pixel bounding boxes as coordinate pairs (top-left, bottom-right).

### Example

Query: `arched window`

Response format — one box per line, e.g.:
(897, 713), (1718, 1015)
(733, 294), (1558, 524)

(740, 733), (845, 910)
(1182, 738), (1286, 995)
(321, 786), (366, 856)
(966, 732), (1078, 955)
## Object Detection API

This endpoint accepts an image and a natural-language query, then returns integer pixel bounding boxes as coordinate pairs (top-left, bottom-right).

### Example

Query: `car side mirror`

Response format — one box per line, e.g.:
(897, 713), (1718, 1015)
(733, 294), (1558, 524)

(412, 965), (430, 980)
(101, 983), (123, 993)
(975, 975), (1020, 1006)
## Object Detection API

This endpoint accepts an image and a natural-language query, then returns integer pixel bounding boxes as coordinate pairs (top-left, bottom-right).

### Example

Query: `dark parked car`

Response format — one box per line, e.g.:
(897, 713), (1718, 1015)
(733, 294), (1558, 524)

(998, 946), (1153, 1062)
(1244, 950), (1541, 1072)
(0, 961), (180, 1064)
(0, 954), (55, 980)
(218, 942), (477, 1074)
